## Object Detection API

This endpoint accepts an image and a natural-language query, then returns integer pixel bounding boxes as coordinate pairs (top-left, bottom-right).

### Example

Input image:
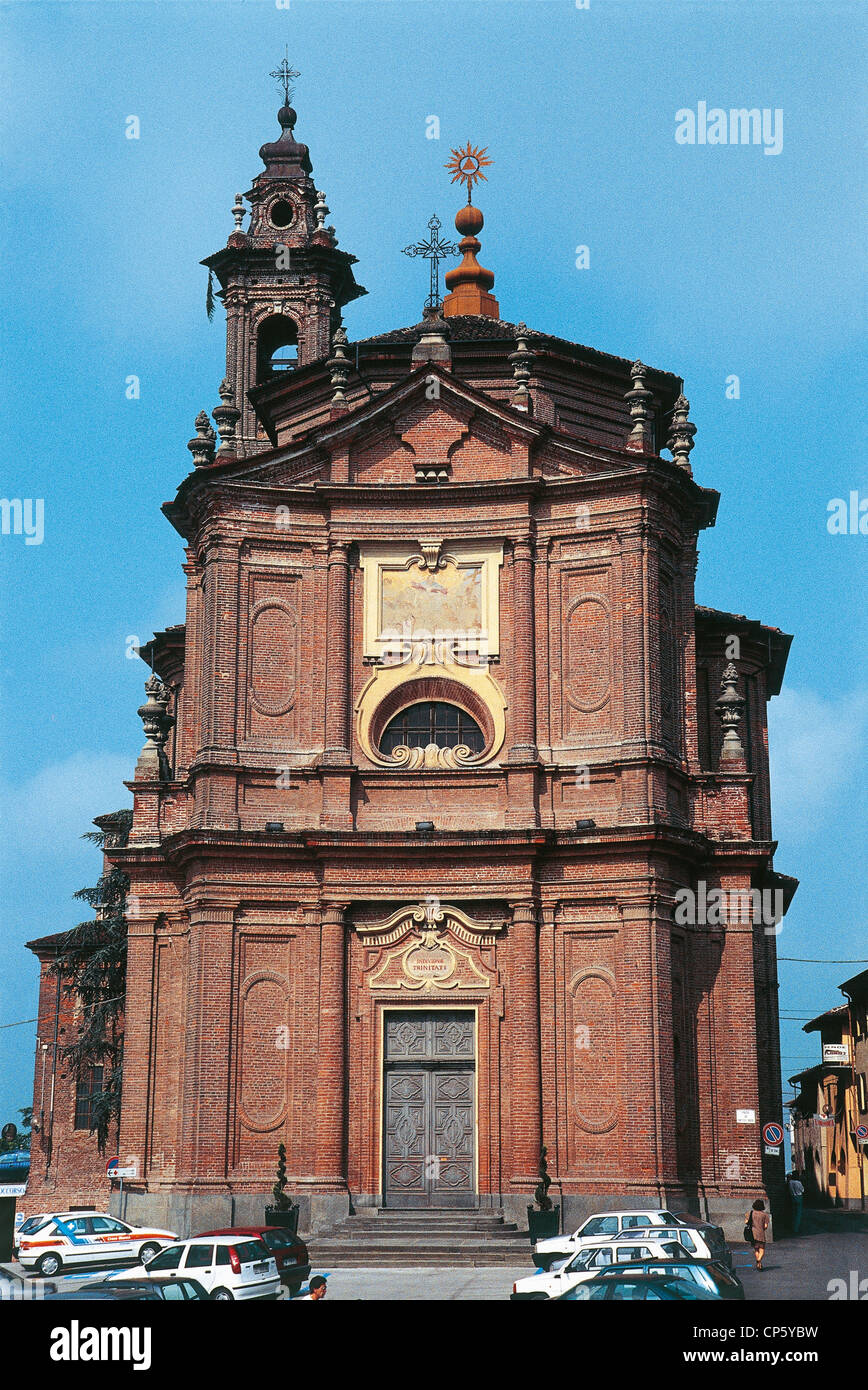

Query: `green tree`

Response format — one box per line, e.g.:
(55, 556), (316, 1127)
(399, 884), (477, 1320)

(0, 1107), (31, 1154)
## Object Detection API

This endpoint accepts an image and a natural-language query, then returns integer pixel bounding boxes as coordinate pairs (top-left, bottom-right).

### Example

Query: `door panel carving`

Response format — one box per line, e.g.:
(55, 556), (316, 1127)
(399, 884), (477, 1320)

(383, 1012), (475, 1208)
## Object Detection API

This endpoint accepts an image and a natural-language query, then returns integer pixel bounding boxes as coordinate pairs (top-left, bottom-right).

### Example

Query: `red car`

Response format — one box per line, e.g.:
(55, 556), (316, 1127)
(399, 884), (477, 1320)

(197, 1228), (311, 1294)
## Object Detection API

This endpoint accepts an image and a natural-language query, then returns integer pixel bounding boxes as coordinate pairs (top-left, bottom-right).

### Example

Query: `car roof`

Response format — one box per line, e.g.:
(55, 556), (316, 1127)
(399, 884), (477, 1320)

(582, 1210), (672, 1219)
(598, 1258), (712, 1271)
(614, 1225), (698, 1238)
(43, 1211), (112, 1221)
(47, 1288), (158, 1301)
(195, 1227), (271, 1235)
(177, 1233), (266, 1243)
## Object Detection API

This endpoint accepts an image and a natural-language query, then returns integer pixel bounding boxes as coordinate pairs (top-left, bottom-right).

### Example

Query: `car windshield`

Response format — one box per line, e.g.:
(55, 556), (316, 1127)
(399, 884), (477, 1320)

(19, 1216), (51, 1234)
(577, 1216), (619, 1237)
(262, 1230), (294, 1249)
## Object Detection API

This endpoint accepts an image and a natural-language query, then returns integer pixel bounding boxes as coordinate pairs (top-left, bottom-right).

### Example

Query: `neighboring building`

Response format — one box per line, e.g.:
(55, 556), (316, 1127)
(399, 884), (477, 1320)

(24, 929), (114, 1216)
(789, 970), (868, 1210)
(22, 812), (131, 1218)
(28, 86), (795, 1240)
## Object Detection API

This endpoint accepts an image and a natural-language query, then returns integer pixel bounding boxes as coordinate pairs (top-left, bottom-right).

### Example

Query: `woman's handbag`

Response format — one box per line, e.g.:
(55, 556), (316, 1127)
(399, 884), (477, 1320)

(743, 1215), (753, 1242)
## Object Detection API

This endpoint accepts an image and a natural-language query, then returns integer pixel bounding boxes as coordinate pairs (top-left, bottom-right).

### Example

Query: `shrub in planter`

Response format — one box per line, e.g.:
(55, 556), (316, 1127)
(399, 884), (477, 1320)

(527, 1146), (560, 1242)
(264, 1142), (299, 1235)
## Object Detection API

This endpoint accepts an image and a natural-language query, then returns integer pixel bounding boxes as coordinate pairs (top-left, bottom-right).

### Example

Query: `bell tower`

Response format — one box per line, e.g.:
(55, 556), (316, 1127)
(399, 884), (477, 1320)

(202, 62), (366, 455)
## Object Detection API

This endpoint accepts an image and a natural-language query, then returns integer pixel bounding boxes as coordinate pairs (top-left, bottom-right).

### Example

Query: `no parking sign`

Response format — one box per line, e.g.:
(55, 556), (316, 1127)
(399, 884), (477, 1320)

(762, 1121), (783, 1155)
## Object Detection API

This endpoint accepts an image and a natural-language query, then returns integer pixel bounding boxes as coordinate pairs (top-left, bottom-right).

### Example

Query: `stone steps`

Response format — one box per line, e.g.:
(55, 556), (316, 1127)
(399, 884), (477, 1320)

(307, 1208), (534, 1268)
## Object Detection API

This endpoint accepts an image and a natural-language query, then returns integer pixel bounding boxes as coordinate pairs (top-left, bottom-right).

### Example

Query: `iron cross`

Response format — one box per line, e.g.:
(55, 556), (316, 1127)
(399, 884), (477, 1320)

(270, 51), (300, 105)
(402, 214), (460, 310)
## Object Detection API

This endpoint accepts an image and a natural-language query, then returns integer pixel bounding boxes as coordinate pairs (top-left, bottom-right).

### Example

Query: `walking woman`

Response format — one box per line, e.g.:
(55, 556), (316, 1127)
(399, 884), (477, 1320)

(747, 1198), (770, 1270)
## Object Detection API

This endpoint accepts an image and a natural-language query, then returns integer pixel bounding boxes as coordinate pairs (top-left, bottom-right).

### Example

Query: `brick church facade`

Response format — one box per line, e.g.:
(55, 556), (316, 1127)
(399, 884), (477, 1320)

(27, 92), (795, 1238)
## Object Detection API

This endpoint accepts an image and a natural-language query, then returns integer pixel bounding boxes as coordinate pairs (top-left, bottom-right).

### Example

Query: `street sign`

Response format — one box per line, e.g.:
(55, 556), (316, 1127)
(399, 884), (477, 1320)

(106, 1157), (138, 1179)
(855, 1124), (868, 1141)
(0, 1183), (27, 1198)
(736, 1109), (756, 1124)
(822, 1043), (850, 1063)
(762, 1122), (784, 1146)
(764, 1145), (781, 1156)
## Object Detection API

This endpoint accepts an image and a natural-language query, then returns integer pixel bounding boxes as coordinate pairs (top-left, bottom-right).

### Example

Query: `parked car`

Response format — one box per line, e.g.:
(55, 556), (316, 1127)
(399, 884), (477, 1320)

(119, 1235), (281, 1301)
(45, 1276), (211, 1301)
(18, 1213), (179, 1277)
(610, 1225), (730, 1269)
(511, 1237), (692, 1300)
(587, 1257), (744, 1301)
(533, 1209), (730, 1271)
(533, 1209), (679, 1270)
(553, 1273), (722, 1301)
(13, 1213), (53, 1258)
(45, 1286), (167, 1302)
(669, 1214), (733, 1269)
(196, 1226), (310, 1294)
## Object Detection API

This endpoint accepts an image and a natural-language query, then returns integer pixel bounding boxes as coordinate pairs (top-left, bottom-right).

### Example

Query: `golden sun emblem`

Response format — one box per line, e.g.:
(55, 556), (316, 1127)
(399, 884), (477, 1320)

(445, 142), (493, 195)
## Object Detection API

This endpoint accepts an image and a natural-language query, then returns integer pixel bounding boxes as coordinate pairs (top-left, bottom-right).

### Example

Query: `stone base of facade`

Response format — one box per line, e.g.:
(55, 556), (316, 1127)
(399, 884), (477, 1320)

(111, 1184), (774, 1244)
(112, 1187), (353, 1240)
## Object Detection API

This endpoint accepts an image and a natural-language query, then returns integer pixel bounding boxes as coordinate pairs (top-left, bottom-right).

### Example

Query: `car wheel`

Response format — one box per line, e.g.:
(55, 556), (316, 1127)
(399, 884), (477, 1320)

(36, 1253), (62, 1277)
(139, 1243), (161, 1265)
(211, 1287), (234, 1301)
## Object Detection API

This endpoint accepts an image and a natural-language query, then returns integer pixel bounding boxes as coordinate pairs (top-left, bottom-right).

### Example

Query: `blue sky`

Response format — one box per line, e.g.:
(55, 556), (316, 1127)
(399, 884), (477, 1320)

(1, 0), (865, 1134)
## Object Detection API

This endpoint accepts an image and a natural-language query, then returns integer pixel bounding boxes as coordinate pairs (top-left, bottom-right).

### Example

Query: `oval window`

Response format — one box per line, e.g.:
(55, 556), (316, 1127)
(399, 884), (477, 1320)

(379, 701), (484, 757)
(270, 200), (294, 229)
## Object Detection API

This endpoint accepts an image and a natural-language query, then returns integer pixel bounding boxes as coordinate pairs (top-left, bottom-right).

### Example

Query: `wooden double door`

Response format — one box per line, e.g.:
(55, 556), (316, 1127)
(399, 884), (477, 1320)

(383, 1011), (476, 1208)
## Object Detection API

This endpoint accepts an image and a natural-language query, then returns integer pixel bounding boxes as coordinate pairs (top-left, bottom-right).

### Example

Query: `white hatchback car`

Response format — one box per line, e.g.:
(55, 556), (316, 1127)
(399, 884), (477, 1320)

(534, 1209), (682, 1270)
(512, 1236), (692, 1300)
(120, 1235), (281, 1301)
(18, 1213), (178, 1277)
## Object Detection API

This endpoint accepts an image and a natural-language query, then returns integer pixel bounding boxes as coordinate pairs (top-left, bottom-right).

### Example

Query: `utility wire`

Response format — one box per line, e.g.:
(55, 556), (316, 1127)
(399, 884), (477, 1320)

(779, 957), (868, 964)
(0, 994), (125, 1031)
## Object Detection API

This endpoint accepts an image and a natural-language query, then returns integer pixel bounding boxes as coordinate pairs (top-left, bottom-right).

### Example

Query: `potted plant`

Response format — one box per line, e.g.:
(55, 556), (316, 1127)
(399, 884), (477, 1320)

(264, 1142), (299, 1235)
(527, 1145), (560, 1242)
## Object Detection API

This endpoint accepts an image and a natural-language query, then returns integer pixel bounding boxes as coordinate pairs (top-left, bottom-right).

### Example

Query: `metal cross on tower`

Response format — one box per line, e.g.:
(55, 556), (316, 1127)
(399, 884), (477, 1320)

(402, 214), (460, 310)
(270, 50), (301, 105)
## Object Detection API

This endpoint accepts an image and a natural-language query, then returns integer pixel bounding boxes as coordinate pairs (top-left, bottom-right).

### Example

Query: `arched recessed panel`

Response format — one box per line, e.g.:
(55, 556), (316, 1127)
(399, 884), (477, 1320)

(250, 600), (298, 717)
(238, 975), (289, 1131)
(565, 595), (611, 712)
(569, 969), (618, 1134)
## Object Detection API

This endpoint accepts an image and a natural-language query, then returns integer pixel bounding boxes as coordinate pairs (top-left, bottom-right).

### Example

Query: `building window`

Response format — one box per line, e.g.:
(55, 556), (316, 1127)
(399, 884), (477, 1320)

(379, 701), (484, 757)
(74, 1066), (104, 1131)
(269, 199), (294, 229)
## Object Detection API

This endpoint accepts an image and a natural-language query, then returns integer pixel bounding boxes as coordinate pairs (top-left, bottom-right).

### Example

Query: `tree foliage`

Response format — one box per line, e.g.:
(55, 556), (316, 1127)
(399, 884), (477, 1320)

(0, 1107), (31, 1154)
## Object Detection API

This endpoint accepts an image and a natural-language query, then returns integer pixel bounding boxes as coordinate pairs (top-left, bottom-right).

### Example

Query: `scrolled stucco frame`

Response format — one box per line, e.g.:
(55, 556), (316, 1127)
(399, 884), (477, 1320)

(355, 539), (507, 768)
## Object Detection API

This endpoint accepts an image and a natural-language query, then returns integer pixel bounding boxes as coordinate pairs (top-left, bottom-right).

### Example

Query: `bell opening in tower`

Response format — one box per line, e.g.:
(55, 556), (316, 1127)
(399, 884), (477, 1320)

(257, 313), (299, 379)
